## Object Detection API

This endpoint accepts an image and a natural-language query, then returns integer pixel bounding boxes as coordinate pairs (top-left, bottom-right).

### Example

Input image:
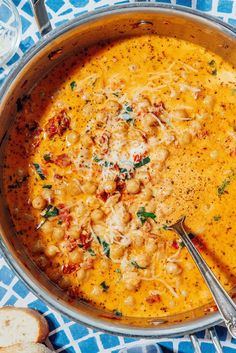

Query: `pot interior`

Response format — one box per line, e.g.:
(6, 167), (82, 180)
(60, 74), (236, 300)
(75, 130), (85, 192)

(0, 4), (235, 337)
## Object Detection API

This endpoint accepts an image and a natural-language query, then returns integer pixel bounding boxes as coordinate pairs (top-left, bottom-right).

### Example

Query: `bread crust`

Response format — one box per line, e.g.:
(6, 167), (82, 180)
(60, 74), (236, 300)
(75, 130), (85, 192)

(0, 343), (53, 353)
(0, 307), (49, 347)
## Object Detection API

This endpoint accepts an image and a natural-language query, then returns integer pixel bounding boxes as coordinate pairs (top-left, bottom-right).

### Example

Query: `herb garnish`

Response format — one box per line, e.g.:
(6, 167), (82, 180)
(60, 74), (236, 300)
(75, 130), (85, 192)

(96, 236), (110, 258)
(137, 207), (157, 225)
(41, 204), (59, 219)
(208, 60), (217, 75)
(213, 215), (221, 221)
(121, 103), (133, 122)
(70, 81), (77, 91)
(130, 260), (146, 269)
(162, 224), (168, 230)
(43, 184), (52, 189)
(217, 178), (231, 196)
(33, 163), (46, 180)
(113, 309), (122, 317)
(134, 156), (150, 169)
(88, 248), (96, 256)
(115, 269), (121, 273)
(100, 281), (109, 292)
(43, 153), (51, 161)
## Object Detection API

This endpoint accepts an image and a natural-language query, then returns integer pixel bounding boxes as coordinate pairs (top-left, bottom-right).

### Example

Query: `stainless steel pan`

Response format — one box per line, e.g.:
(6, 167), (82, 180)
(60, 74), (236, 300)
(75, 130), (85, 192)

(0, 1), (236, 338)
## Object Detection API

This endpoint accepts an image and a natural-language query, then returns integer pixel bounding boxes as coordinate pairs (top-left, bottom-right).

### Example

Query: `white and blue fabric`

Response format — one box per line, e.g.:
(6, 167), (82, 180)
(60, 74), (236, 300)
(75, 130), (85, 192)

(1, 1), (236, 352)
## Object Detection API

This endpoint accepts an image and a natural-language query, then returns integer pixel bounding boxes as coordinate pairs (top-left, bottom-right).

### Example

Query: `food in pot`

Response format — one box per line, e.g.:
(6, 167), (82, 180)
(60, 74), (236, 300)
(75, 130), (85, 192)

(3, 35), (236, 318)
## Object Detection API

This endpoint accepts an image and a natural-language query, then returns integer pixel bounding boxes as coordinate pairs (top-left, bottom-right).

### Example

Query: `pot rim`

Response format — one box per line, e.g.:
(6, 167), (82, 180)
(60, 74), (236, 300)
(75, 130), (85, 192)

(0, 2), (234, 338)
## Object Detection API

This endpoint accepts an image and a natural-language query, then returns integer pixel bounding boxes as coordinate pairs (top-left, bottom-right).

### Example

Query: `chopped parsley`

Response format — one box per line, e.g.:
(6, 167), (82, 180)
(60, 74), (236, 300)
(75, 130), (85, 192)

(42, 184), (52, 189)
(208, 60), (217, 75)
(100, 281), (109, 292)
(130, 260), (146, 269)
(43, 153), (51, 161)
(41, 204), (59, 219)
(137, 207), (157, 225)
(162, 224), (169, 230)
(113, 309), (122, 317)
(115, 268), (121, 273)
(213, 215), (221, 221)
(33, 163), (46, 180)
(218, 178), (231, 196)
(70, 81), (77, 91)
(134, 156), (150, 169)
(97, 236), (110, 258)
(88, 248), (96, 256)
(121, 103), (133, 122)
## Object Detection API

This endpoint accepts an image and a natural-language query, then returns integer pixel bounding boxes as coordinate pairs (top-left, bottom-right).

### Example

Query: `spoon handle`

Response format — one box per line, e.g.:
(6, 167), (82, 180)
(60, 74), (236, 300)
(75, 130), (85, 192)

(167, 217), (236, 338)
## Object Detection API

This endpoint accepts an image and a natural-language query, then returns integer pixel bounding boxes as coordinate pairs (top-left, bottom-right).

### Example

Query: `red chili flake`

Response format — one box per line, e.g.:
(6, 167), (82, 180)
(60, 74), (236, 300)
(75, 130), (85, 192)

(153, 101), (165, 117)
(54, 153), (72, 167)
(98, 191), (109, 202)
(62, 264), (78, 274)
(45, 109), (70, 139)
(59, 206), (72, 229)
(54, 174), (63, 180)
(79, 230), (92, 250)
(204, 305), (217, 313)
(133, 154), (143, 163)
(197, 129), (209, 139)
(146, 294), (161, 304)
(172, 240), (179, 249)
(67, 239), (78, 252)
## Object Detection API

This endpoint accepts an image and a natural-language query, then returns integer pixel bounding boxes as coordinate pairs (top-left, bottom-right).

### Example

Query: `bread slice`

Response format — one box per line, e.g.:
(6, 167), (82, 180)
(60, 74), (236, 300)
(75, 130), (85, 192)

(0, 343), (53, 353)
(0, 307), (49, 347)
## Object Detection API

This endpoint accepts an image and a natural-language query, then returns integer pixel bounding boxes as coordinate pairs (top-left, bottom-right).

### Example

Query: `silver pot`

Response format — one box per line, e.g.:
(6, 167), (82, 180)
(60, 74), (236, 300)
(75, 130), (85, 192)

(0, 1), (236, 338)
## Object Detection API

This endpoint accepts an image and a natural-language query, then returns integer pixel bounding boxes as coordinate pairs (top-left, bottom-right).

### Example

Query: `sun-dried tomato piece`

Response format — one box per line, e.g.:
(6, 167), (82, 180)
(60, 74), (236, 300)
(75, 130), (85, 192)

(146, 294), (161, 304)
(45, 109), (70, 139)
(79, 230), (92, 250)
(54, 153), (72, 167)
(62, 264), (78, 274)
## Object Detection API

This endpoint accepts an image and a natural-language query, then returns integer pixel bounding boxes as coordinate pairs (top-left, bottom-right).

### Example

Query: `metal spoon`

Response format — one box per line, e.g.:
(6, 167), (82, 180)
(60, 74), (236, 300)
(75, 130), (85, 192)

(167, 216), (236, 338)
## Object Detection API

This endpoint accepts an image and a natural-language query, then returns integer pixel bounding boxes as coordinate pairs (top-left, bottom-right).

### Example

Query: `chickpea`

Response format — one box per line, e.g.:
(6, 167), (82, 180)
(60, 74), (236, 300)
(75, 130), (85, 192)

(124, 296), (135, 306)
(42, 189), (54, 202)
(147, 199), (156, 213)
(210, 150), (218, 159)
(173, 109), (189, 119)
(59, 277), (71, 289)
(203, 95), (215, 108)
(136, 171), (150, 185)
(83, 182), (97, 194)
(129, 230), (144, 247)
(100, 259), (109, 271)
(35, 255), (48, 270)
(126, 179), (140, 194)
(91, 286), (103, 296)
(83, 103), (93, 116)
(141, 187), (153, 201)
(69, 180), (81, 195)
(44, 245), (59, 258)
(69, 226), (81, 240)
(178, 131), (192, 145)
(161, 204), (173, 216)
(156, 148), (169, 163)
(103, 180), (116, 193)
(145, 238), (158, 254)
(32, 239), (44, 254)
(166, 262), (182, 275)
(32, 196), (47, 210)
(106, 100), (121, 115)
(80, 134), (93, 147)
(91, 209), (104, 222)
(123, 212), (131, 224)
(122, 272), (140, 291)
(86, 196), (100, 209)
(77, 268), (86, 281)
(145, 113), (157, 127)
(69, 248), (83, 264)
(110, 245), (125, 260)
(67, 131), (79, 145)
(54, 188), (65, 198)
(52, 227), (65, 241)
(134, 254), (150, 268)
(41, 221), (54, 234)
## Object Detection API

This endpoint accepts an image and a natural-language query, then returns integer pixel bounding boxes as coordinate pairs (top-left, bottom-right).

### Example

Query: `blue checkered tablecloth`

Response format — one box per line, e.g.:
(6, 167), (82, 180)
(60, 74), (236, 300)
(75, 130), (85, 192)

(1, 1), (236, 352)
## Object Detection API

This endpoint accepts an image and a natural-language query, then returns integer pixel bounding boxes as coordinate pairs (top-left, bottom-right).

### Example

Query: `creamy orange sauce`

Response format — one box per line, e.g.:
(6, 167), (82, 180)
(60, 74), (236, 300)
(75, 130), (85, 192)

(3, 35), (236, 318)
